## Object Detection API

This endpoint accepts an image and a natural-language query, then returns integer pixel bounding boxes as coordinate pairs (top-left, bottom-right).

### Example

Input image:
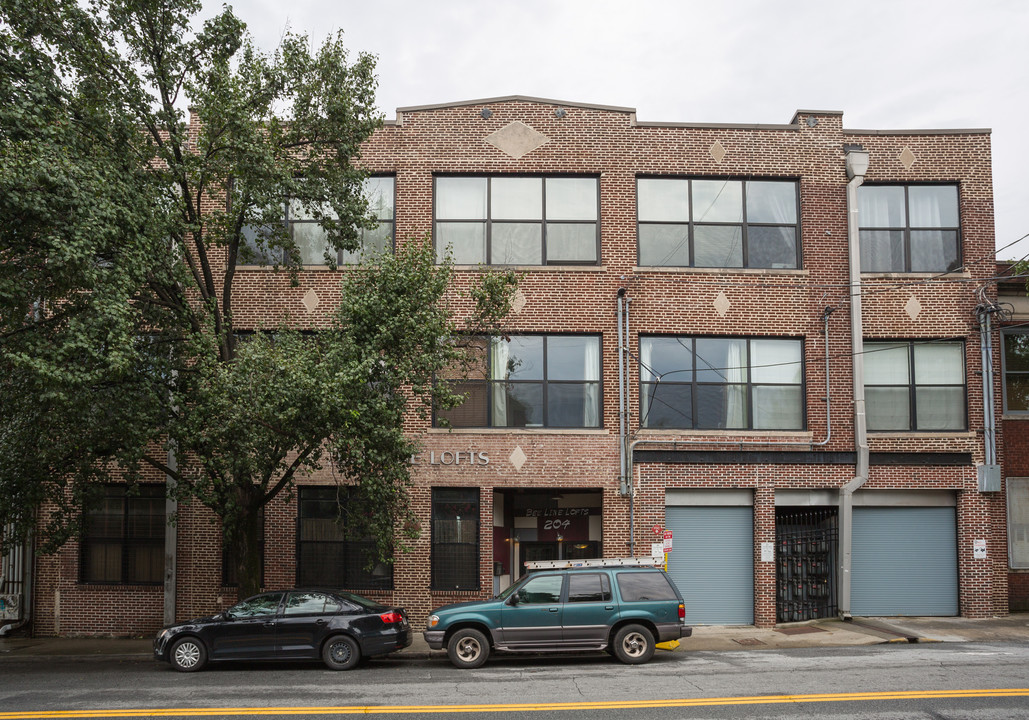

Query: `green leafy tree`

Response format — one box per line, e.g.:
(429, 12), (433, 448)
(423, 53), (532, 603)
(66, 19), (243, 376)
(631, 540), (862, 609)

(0, 0), (516, 598)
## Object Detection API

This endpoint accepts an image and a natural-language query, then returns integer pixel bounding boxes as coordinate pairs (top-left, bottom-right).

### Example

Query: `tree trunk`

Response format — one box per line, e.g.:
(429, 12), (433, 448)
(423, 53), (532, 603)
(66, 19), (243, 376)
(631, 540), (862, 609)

(230, 489), (264, 599)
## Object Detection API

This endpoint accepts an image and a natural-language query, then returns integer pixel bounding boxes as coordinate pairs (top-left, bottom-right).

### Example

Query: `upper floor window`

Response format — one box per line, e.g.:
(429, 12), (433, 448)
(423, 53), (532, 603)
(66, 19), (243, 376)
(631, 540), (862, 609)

(80, 484), (164, 585)
(637, 178), (799, 269)
(435, 176), (599, 265)
(858, 184), (960, 273)
(241, 175), (395, 266)
(639, 336), (805, 430)
(864, 340), (966, 431)
(436, 334), (601, 428)
(1002, 330), (1029, 414)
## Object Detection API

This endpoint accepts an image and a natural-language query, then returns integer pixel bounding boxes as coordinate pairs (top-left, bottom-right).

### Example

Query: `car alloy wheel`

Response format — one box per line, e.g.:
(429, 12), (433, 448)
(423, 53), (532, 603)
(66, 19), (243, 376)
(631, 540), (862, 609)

(170, 638), (206, 672)
(613, 624), (655, 665)
(447, 628), (489, 669)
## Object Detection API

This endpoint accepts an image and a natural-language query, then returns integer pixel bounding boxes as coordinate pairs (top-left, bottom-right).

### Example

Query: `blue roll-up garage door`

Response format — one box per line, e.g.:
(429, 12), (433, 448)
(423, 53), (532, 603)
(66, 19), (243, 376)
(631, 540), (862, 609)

(666, 506), (754, 624)
(852, 506), (958, 616)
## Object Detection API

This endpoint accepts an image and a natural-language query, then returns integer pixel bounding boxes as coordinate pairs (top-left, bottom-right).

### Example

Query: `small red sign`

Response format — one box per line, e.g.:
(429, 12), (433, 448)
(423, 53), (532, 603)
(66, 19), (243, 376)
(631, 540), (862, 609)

(652, 524), (662, 535)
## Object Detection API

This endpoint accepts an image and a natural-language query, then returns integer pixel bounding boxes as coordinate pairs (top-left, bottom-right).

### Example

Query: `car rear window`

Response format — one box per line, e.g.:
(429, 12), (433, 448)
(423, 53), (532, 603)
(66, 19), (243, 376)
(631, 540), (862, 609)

(615, 572), (678, 602)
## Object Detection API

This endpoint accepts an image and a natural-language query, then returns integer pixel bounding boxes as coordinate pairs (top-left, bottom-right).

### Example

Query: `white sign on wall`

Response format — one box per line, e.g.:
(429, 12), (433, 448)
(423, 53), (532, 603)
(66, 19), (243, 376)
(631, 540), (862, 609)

(974, 539), (987, 560)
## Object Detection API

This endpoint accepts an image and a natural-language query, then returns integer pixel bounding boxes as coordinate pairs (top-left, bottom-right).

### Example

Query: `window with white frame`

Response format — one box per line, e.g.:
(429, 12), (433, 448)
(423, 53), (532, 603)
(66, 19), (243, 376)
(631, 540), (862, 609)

(638, 336), (805, 430)
(637, 178), (799, 269)
(434, 176), (599, 265)
(1008, 477), (1029, 569)
(858, 184), (960, 273)
(241, 176), (395, 266)
(864, 340), (966, 431)
(1002, 330), (1029, 413)
(435, 335), (602, 428)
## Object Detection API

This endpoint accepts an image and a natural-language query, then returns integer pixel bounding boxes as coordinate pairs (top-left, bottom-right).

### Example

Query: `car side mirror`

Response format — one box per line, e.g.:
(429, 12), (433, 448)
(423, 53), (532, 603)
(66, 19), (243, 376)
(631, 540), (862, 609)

(508, 592), (520, 606)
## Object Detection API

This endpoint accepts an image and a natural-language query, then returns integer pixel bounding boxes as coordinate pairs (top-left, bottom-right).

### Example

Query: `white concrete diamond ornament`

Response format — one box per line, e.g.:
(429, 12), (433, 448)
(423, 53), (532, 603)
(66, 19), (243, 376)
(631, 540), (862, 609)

(713, 291), (731, 317)
(512, 289), (527, 314)
(709, 140), (727, 163)
(899, 147), (916, 171)
(302, 288), (320, 313)
(905, 295), (922, 321)
(509, 446), (527, 471)
(485, 121), (549, 159)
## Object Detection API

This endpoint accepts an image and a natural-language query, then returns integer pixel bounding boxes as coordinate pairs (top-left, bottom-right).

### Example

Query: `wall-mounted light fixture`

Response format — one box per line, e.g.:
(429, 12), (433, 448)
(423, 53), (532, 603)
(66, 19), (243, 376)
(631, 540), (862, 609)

(480, 108), (493, 119)
(555, 108), (567, 119)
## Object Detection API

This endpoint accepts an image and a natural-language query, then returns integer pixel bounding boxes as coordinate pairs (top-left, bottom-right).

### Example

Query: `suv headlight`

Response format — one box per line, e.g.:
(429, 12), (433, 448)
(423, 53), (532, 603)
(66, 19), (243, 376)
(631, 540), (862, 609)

(427, 615), (440, 628)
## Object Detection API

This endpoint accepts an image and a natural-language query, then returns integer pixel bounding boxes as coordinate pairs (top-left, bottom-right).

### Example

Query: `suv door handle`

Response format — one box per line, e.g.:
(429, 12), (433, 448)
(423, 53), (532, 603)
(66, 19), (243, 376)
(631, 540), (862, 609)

(548, 607), (559, 612)
(605, 606), (614, 610)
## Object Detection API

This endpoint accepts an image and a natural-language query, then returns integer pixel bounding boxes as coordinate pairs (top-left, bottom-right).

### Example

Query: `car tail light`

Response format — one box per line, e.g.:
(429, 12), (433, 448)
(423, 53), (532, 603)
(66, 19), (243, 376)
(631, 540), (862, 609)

(380, 611), (404, 624)
(678, 603), (685, 621)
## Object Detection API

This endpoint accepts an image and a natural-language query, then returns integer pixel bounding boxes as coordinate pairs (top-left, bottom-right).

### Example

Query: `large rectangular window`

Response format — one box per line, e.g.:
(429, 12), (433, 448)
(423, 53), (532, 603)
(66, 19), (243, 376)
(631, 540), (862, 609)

(241, 176), (395, 266)
(1008, 477), (1029, 569)
(436, 335), (602, 428)
(865, 340), (966, 431)
(296, 487), (393, 590)
(639, 336), (804, 430)
(1002, 330), (1029, 414)
(637, 178), (799, 269)
(435, 176), (599, 265)
(80, 485), (164, 585)
(431, 488), (480, 591)
(221, 510), (264, 587)
(858, 184), (960, 273)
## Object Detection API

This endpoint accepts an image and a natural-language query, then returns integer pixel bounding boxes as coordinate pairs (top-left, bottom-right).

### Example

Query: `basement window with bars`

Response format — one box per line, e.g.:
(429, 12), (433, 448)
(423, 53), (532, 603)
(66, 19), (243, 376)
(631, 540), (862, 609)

(296, 486), (393, 590)
(431, 488), (480, 591)
(80, 485), (165, 585)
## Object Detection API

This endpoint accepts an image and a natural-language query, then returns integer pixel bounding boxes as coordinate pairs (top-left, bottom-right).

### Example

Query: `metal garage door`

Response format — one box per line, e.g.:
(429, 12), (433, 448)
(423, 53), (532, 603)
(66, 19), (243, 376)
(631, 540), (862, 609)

(852, 506), (958, 616)
(666, 506), (754, 624)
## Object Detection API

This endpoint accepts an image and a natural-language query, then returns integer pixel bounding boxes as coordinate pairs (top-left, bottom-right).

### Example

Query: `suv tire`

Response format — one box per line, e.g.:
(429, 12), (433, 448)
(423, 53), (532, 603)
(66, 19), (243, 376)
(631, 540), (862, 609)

(447, 628), (490, 669)
(612, 624), (655, 665)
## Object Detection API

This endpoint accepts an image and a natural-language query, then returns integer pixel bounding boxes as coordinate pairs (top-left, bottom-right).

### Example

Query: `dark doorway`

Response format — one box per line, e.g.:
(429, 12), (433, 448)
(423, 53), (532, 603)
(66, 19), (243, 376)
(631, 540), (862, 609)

(775, 508), (838, 623)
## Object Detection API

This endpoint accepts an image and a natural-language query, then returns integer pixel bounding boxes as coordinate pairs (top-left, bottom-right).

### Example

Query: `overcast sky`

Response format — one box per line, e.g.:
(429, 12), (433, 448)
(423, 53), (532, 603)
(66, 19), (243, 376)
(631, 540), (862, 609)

(205, 0), (1029, 265)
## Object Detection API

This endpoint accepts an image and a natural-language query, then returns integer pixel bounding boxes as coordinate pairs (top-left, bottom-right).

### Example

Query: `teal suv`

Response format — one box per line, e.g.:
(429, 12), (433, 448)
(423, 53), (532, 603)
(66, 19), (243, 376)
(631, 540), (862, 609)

(424, 564), (691, 668)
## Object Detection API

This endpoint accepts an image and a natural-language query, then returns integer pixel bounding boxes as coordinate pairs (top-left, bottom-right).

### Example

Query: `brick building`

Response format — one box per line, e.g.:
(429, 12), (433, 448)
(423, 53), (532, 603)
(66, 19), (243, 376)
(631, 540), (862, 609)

(5, 96), (1013, 636)
(999, 263), (1029, 611)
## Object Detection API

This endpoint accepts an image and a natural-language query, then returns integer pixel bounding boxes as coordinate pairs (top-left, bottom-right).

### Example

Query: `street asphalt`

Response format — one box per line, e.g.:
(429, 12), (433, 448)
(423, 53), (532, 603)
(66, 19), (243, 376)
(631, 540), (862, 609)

(2, 614), (1028, 661)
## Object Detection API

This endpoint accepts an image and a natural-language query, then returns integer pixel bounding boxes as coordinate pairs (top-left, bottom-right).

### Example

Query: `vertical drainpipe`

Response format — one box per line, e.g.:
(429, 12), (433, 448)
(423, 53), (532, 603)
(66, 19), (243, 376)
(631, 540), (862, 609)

(617, 289), (628, 498)
(839, 148), (870, 620)
(164, 443), (178, 626)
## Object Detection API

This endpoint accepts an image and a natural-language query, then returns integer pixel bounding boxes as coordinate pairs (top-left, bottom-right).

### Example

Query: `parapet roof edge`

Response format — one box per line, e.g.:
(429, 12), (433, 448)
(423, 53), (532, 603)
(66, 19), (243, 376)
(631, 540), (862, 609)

(790, 109), (844, 124)
(634, 121), (799, 131)
(394, 95), (636, 115)
(844, 127), (992, 136)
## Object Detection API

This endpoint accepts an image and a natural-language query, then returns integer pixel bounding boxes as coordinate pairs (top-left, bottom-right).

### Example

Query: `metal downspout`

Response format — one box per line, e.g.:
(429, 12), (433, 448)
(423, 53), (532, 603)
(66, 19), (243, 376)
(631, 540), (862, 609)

(617, 290), (627, 497)
(624, 294), (635, 557)
(839, 148), (870, 620)
(980, 310), (996, 467)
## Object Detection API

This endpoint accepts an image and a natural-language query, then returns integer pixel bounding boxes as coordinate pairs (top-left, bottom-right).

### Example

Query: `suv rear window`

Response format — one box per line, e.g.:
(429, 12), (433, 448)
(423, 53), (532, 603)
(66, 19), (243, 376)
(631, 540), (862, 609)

(616, 572), (677, 602)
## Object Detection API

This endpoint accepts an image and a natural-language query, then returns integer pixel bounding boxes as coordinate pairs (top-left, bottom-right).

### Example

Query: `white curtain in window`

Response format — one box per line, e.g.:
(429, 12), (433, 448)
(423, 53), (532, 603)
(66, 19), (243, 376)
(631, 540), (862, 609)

(725, 340), (746, 427)
(490, 337), (509, 426)
(583, 338), (600, 427)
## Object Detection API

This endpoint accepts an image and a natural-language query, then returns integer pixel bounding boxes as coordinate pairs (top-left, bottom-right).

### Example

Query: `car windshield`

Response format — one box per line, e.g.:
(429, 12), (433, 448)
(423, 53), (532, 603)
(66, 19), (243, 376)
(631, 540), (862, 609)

(495, 574), (533, 600)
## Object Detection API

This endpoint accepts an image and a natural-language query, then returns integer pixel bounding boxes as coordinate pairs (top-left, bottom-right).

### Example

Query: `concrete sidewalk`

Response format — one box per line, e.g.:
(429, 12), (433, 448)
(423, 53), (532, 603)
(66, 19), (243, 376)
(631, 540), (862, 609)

(2, 615), (1028, 661)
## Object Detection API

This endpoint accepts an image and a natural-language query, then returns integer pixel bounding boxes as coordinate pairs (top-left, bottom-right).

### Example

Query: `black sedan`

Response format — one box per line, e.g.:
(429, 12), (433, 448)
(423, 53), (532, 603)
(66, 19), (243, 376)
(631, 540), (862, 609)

(154, 589), (411, 672)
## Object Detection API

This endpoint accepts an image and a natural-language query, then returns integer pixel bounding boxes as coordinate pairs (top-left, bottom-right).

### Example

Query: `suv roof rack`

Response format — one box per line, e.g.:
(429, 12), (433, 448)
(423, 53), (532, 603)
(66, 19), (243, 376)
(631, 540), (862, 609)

(524, 557), (664, 570)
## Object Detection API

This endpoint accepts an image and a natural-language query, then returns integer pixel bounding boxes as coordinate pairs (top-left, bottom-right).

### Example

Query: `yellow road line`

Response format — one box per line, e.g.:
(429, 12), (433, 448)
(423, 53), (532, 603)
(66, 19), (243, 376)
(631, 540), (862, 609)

(2, 689), (1028, 718)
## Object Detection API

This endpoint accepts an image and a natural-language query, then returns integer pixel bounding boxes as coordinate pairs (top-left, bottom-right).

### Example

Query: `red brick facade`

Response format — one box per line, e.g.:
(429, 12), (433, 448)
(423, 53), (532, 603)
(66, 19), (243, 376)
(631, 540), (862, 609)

(27, 97), (1011, 636)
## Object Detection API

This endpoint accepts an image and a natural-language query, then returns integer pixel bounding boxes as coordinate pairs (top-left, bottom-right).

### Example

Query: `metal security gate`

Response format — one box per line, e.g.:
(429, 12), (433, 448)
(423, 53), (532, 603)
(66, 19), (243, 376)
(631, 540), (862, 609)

(775, 509), (838, 623)
(666, 505), (754, 625)
(852, 506), (958, 616)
